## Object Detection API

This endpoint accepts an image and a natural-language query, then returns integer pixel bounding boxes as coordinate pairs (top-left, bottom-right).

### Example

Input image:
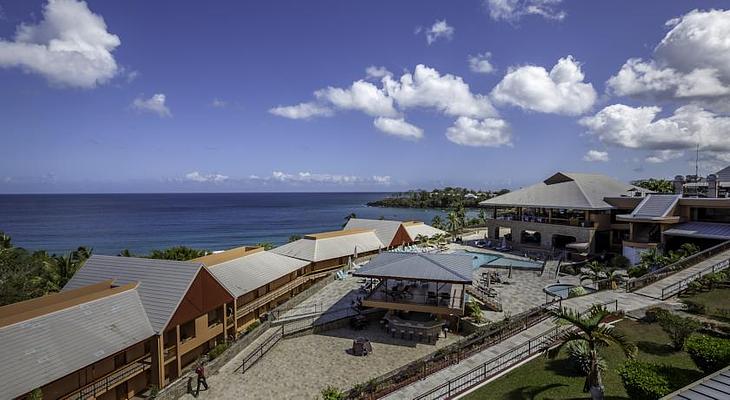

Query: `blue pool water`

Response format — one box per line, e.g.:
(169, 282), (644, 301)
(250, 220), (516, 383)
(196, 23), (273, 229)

(544, 283), (596, 299)
(457, 250), (544, 270)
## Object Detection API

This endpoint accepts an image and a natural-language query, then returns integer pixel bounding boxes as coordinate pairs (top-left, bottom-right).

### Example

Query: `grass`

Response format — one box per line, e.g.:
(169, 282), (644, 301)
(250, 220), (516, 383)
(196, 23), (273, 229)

(463, 319), (703, 400)
(681, 287), (730, 323)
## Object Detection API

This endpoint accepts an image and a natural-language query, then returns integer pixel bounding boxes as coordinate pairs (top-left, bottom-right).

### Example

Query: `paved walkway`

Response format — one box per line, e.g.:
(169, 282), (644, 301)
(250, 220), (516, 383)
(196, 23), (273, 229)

(636, 249), (730, 299)
(382, 290), (661, 399)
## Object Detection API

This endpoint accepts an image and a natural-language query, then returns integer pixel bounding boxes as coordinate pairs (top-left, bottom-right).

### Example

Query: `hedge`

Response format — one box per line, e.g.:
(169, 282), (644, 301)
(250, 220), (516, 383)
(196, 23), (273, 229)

(617, 360), (672, 400)
(685, 334), (730, 374)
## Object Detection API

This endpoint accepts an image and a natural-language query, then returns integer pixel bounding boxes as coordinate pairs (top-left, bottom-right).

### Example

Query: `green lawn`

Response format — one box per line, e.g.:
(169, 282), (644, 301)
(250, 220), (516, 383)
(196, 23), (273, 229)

(681, 287), (730, 323)
(463, 319), (703, 400)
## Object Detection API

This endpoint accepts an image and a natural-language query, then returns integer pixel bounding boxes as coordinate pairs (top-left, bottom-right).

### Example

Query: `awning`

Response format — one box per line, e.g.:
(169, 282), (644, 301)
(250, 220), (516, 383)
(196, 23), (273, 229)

(566, 242), (590, 251)
(663, 221), (730, 240)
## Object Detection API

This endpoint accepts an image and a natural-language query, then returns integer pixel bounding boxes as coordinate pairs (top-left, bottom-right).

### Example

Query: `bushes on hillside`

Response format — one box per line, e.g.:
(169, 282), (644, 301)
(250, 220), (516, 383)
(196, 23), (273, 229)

(685, 334), (730, 374)
(617, 361), (672, 400)
(657, 311), (701, 350)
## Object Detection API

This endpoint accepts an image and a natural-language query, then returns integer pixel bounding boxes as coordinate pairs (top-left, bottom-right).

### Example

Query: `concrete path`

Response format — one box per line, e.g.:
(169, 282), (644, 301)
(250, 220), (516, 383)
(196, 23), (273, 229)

(382, 290), (661, 400)
(636, 250), (730, 299)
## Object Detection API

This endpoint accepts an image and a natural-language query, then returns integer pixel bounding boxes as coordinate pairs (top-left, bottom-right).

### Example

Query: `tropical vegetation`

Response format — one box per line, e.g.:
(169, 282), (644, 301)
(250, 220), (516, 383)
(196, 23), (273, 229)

(631, 178), (674, 193)
(367, 187), (509, 209)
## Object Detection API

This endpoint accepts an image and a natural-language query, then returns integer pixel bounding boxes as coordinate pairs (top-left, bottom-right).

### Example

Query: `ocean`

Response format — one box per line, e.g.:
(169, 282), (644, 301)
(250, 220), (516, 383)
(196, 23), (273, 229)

(0, 193), (453, 255)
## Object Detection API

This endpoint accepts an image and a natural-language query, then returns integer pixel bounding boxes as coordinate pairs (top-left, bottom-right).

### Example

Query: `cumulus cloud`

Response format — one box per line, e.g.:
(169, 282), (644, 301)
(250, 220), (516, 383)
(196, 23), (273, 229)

(445, 117), (512, 147)
(468, 52), (495, 74)
(132, 94), (171, 117)
(365, 66), (392, 80)
(419, 20), (454, 45)
(315, 80), (397, 117)
(185, 171), (229, 183)
(0, 0), (121, 88)
(646, 150), (684, 164)
(582, 150), (609, 162)
(383, 64), (498, 118)
(485, 0), (566, 22)
(373, 117), (423, 140)
(265, 171), (391, 185)
(491, 56), (597, 115)
(606, 10), (730, 104)
(269, 102), (334, 119)
(580, 104), (730, 163)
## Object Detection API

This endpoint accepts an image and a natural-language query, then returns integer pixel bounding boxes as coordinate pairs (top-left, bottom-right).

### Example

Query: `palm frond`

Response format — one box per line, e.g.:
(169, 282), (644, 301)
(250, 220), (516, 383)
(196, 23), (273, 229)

(546, 330), (586, 359)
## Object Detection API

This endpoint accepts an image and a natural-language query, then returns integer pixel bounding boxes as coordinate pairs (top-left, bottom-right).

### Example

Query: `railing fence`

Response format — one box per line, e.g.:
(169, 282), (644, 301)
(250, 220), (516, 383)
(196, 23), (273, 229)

(660, 257), (730, 299)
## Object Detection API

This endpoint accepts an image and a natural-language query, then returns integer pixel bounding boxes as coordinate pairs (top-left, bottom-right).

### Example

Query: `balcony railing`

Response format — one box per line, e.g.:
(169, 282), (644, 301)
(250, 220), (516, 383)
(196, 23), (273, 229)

(60, 355), (152, 400)
(491, 215), (595, 228)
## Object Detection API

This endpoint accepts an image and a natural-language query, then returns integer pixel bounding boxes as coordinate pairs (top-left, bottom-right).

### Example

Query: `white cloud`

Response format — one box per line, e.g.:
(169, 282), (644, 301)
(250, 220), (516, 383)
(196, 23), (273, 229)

(606, 10), (730, 103)
(485, 0), (566, 22)
(185, 171), (229, 183)
(582, 150), (609, 162)
(268, 102), (333, 119)
(266, 171), (391, 185)
(211, 98), (227, 108)
(491, 56), (597, 115)
(445, 117), (511, 147)
(646, 150), (684, 164)
(468, 52), (495, 74)
(420, 20), (454, 45)
(383, 64), (498, 118)
(580, 104), (730, 165)
(373, 117), (423, 140)
(315, 80), (398, 117)
(365, 66), (392, 80)
(0, 0), (121, 88)
(132, 93), (171, 117)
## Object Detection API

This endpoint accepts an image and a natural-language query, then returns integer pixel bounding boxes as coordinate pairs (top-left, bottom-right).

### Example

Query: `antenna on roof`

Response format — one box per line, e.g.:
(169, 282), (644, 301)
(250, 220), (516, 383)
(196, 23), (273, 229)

(695, 142), (700, 178)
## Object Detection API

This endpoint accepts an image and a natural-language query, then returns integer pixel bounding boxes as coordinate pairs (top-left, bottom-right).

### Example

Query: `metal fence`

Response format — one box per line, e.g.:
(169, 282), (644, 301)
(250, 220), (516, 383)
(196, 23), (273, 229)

(236, 325), (284, 374)
(412, 299), (620, 400)
(660, 257), (730, 299)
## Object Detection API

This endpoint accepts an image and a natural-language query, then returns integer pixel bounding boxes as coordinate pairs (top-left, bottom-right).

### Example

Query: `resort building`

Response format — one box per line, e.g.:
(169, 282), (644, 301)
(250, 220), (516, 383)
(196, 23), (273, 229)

(271, 228), (384, 271)
(193, 246), (315, 336)
(63, 256), (234, 391)
(673, 166), (730, 198)
(1, 281), (154, 400)
(343, 218), (446, 248)
(480, 172), (646, 254)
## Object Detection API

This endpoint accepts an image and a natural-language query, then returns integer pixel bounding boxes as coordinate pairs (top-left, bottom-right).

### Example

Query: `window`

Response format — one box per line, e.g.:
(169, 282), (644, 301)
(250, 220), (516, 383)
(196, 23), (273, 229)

(180, 320), (196, 342)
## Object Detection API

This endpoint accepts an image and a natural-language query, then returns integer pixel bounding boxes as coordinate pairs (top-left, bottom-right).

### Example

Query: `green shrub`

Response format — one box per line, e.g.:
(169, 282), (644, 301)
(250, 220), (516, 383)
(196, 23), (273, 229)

(683, 300), (706, 315)
(148, 385), (159, 399)
(617, 361), (671, 400)
(208, 341), (230, 360)
(320, 385), (346, 400)
(609, 255), (631, 271)
(657, 311), (701, 350)
(465, 301), (485, 323)
(685, 334), (730, 374)
(245, 320), (261, 334)
(28, 388), (43, 400)
(643, 307), (668, 323)
(568, 286), (587, 298)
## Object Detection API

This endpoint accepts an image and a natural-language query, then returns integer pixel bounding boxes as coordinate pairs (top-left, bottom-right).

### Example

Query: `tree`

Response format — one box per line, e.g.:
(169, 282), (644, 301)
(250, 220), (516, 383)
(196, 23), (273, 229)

(631, 178), (673, 193)
(255, 242), (275, 250)
(478, 208), (487, 227)
(657, 311), (701, 350)
(447, 211), (460, 239)
(431, 215), (444, 230)
(580, 261), (605, 285)
(148, 246), (208, 261)
(548, 305), (636, 400)
(288, 234), (302, 243)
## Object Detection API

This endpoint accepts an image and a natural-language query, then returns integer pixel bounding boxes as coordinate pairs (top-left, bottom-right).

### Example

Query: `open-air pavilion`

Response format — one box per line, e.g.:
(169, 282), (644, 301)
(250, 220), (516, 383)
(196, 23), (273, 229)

(353, 253), (473, 316)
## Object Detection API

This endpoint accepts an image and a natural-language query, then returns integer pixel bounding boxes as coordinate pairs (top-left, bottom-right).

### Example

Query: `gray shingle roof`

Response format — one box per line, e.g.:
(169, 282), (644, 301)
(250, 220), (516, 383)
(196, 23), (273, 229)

(664, 365), (730, 399)
(207, 251), (309, 298)
(716, 166), (730, 182)
(663, 221), (730, 240)
(354, 253), (473, 283)
(344, 218), (403, 246)
(627, 194), (680, 219)
(64, 255), (203, 333)
(270, 230), (384, 262)
(0, 288), (154, 400)
(480, 172), (645, 210)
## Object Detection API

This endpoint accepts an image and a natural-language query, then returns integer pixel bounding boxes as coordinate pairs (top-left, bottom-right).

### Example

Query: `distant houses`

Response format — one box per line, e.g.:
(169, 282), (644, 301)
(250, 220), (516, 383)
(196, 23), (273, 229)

(0, 218), (443, 400)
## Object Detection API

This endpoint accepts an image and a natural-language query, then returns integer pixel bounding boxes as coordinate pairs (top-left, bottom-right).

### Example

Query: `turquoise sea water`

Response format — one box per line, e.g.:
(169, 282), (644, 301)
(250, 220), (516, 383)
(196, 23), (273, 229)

(0, 193), (460, 255)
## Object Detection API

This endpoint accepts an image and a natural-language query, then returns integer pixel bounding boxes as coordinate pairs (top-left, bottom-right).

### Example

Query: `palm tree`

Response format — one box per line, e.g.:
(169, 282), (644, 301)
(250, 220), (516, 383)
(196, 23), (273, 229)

(580, 261), (605, 285)
(447, 211), (460, 239)
(431, 215), (444, 230)
(548, 305), (636, 400)
(0, 232), (12, 250)
(478, 209), (487, 227)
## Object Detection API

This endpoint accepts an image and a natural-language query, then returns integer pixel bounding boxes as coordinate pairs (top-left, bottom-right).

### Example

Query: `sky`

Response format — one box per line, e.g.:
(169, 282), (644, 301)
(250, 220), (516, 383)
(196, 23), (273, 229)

(1, 0), (729, 193)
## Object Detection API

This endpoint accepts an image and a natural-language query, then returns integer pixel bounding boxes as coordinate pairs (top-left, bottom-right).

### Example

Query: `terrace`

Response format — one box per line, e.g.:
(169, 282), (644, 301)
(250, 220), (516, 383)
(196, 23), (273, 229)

(363, 280), (465, 316)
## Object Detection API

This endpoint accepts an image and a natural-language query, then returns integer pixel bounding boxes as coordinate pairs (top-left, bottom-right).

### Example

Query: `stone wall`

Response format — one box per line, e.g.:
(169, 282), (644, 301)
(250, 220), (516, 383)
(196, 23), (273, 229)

(485, 219), (597, 251)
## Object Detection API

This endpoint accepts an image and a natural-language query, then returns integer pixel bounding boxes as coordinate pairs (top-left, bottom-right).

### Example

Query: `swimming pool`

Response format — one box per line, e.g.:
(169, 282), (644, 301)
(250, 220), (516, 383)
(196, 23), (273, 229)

(456, 250), (544, 270)
(544, 283), (596, 299)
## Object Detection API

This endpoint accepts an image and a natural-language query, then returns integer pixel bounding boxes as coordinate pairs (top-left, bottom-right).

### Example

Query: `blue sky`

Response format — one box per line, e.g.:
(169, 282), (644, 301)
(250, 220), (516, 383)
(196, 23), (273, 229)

(1, 0), (729, 193)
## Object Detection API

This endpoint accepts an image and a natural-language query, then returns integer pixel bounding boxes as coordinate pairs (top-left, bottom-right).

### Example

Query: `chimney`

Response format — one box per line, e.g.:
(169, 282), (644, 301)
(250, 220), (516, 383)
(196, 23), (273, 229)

(673, 175), (685, 195)
(707, 174), (718, 198)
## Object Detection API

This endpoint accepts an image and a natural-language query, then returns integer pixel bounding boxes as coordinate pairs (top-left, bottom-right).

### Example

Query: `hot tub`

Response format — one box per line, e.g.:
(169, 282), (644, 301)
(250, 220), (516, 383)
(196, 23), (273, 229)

(544, 283), (595, 299)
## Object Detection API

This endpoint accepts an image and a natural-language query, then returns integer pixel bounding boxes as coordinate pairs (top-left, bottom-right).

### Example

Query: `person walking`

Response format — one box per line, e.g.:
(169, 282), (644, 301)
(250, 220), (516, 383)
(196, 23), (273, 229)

(195, 361), (209, 396)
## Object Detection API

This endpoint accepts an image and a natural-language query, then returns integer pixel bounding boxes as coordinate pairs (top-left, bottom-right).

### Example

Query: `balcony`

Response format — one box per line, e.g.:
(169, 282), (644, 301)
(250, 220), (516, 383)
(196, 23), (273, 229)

(492, 215), (595, 228)
(163, 344), (177, 364)
(60, 355), (152, 400)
